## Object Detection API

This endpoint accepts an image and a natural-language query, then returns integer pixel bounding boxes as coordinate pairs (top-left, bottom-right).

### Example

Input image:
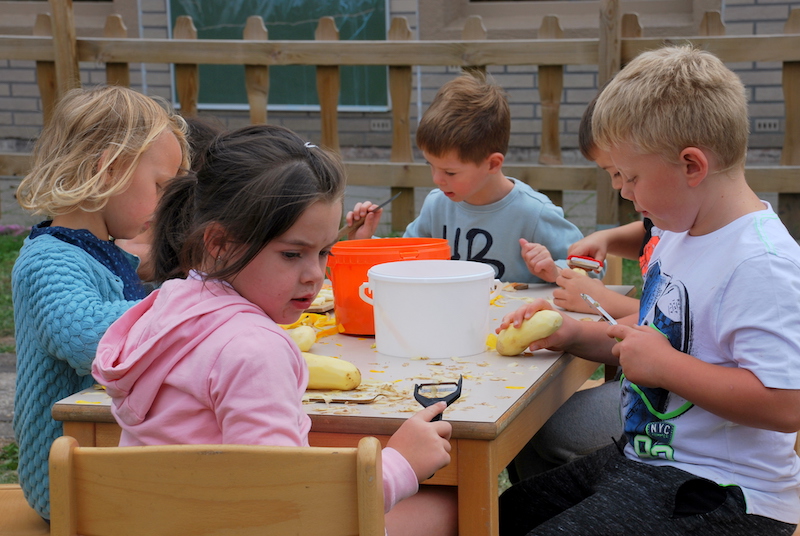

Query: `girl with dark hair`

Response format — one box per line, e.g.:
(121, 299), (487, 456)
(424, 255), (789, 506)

(93, 124), (457, 535)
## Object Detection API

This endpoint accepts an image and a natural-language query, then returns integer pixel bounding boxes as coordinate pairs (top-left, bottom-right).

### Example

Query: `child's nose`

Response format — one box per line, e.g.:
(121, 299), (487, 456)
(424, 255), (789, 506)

(620, 182), (634, 202)
(304, 259), (326, 283)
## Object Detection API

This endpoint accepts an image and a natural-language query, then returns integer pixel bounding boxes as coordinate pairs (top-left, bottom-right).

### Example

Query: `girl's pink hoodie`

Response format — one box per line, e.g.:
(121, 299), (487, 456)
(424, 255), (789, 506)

(92, 274), (417, 512)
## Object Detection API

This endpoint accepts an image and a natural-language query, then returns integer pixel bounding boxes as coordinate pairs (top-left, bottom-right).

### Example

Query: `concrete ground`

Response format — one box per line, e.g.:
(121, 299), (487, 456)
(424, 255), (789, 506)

(0, 353), (14, 444)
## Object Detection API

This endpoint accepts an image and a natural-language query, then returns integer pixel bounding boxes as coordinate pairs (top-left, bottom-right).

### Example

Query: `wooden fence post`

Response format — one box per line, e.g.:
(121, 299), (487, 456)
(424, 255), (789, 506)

(699, 11), (726, 36)
(461, 15), (487, 77)
(781, 9), (800, 166)
(388, 16), (415, 233)
(48, 0), (81, 98)
(537, 16), (564, 207)
(244, 16), (269, 125)
(614, 12), (641, 226)
(33, 13), (57, 126)
(779, 9), (800, 238)
(104, 15), (130, 87)
(173, 16), (198, 118)
(595, 0), (621, 231)
(316, 17), (341, 153)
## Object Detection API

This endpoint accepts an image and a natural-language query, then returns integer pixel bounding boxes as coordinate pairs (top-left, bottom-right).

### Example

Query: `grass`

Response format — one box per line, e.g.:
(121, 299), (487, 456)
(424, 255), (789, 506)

(0, 228), (27, 352)
(0, 442), (19, 484)
(0, 227), (27, 484)
(621, 258), (644, 299)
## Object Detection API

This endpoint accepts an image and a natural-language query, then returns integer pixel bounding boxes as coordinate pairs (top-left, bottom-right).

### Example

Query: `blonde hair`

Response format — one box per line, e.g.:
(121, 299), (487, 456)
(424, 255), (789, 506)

(416, 73), (510, 165)
(18, 85), (190, 216)
(592, 45), (749, 172)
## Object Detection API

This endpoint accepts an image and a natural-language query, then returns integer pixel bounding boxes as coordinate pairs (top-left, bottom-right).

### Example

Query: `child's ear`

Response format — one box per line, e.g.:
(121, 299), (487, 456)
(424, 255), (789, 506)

(96, 149), (114, 186)
(203, 222), (229, 261)
(487, 152), (505, 173)
(679, 147), (708, 187)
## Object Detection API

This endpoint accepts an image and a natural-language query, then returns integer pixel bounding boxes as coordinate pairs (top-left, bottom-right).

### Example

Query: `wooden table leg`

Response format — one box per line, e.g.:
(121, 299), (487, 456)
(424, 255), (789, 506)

(62, 421), (96, 447)
(457, 439), (499, 536)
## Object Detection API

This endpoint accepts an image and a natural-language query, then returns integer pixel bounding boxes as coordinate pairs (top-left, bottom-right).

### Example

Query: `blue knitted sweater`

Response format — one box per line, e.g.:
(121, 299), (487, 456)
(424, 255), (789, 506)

(12, 233), (141, 519)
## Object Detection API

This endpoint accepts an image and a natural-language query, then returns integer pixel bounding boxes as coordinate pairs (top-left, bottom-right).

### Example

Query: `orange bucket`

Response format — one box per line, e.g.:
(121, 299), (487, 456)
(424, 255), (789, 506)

(327, 238), (451, 335)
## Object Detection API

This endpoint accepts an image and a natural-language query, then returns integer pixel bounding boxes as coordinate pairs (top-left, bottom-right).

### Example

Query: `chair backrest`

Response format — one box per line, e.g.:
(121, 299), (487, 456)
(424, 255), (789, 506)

(49, 435), (385, 536)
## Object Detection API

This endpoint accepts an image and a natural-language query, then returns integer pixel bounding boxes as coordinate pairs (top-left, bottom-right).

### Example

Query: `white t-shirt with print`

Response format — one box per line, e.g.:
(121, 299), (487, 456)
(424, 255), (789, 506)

(624, 202), (800, 524)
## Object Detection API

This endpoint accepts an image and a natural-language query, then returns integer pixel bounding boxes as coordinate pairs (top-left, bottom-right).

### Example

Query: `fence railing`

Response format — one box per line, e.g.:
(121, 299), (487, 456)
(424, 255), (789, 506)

(1, 0), (799, 235)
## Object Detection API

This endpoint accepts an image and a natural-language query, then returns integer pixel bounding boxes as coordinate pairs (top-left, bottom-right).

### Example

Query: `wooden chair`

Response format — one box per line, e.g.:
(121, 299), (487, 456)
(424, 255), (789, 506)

(0, 484), (50, 535)
(49, 435), (385, 536)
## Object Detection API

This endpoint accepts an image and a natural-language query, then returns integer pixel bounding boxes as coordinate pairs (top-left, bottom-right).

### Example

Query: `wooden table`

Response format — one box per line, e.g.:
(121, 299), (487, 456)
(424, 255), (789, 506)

(53, 284), (632, 536)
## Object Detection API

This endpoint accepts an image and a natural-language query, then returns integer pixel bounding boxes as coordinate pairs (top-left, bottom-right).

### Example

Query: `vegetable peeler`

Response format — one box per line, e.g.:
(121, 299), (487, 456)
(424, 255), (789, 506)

(580, 293), (617, 325)
(414, 375), (462, 421)
(568, 255), (602, 271)
(581, 293), (668, 339)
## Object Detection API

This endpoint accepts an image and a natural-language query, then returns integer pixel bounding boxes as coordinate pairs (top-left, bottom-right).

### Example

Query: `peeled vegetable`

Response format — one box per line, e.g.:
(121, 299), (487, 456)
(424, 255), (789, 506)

(572, 267), (588, 275)
(289, 325), (316, 352)
(496, 310), (563, 356)
(303, 352), (361, 390)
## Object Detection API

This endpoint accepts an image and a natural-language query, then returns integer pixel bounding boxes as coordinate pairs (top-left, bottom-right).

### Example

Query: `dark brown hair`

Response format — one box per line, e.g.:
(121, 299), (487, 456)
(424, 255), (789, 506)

(150, 124), (345, 285)
(416, 73), (510, 164)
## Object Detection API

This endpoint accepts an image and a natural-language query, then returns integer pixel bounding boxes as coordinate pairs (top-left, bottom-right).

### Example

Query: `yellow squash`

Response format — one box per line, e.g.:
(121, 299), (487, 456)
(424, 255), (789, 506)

(496, 310), (563, 356)
(289, 325), (316, 352)
(303, 352), (362, 390)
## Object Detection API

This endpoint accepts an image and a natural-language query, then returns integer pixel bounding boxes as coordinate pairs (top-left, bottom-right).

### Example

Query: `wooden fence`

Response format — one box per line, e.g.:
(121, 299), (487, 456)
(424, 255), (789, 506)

(1, 0), (800, 235)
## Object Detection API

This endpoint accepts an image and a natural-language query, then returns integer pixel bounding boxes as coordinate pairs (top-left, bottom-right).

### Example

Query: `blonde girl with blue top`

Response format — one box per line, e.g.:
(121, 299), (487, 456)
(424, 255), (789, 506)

(12, 85), (189, 521)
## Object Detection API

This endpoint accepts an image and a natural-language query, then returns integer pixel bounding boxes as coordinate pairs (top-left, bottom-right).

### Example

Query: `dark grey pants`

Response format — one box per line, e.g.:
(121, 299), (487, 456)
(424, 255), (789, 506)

(500, 442), (797, 536)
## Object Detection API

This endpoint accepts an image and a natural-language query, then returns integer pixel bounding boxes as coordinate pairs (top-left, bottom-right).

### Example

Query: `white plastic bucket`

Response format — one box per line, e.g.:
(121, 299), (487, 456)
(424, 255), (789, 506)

(361, 260), (495, 358)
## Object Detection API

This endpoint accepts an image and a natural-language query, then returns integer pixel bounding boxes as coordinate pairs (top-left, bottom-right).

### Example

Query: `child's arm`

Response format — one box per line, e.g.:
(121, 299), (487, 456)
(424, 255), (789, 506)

(519, 239), (559, 283)
(14, 241), (139, 375)
(386, 402), (452, 483)
(553, 267), (640, 318)
(496, 299), (622, 365)
(343, 200), (383, 240)
(608, 324), (800, 432)
(568, 221), (646, 262)
(116, 228), (154, 282)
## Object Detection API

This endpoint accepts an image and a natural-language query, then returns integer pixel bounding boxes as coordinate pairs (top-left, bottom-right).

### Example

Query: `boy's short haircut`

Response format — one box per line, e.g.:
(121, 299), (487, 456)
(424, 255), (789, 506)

(578, 97), (598, 161)
(592, 45), (749, 173)
(416, 73), (510, 165)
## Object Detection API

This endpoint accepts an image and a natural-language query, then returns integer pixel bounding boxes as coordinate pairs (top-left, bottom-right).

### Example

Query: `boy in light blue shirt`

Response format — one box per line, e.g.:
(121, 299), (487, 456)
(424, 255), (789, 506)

(349, 74), (587, 284)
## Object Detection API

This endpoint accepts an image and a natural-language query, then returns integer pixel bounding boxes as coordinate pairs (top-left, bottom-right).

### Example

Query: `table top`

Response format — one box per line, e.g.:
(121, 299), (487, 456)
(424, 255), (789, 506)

(54, 284), (632, 440)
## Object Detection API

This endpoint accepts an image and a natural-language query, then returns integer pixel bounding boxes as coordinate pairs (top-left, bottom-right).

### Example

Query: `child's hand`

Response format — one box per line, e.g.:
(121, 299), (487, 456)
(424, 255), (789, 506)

(345, 201), (383, 240)
(608, 324), (673, 388)
(553, 267), (607, 313)
(495, 299), (575, 353)
(520, 239), (559, 283)
(387, 401), (452, 483)
(567, 234), (608, 262)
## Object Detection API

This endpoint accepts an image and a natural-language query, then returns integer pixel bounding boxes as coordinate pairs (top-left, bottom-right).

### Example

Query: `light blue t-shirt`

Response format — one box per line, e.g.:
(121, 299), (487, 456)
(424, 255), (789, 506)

(404, 178), (585, 283)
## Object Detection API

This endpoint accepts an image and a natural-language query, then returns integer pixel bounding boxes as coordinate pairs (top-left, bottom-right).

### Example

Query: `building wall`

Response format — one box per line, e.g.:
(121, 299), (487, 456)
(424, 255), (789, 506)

(0, 0), (798, 160)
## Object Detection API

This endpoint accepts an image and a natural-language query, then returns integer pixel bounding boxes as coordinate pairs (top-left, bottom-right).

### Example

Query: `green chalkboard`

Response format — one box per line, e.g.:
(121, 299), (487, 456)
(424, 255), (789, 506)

(169, 0), (388, 109)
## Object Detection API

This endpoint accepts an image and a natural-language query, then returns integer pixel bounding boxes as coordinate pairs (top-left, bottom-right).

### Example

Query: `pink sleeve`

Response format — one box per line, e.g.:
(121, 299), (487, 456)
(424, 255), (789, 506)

(381, 447), (419, 512)
(209, 326), (311, 447)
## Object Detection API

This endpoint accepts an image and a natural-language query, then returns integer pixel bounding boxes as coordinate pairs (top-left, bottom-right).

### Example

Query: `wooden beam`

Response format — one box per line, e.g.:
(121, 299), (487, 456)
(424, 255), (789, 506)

(70, 37), (600, 67)
(622, 35), (800, 64)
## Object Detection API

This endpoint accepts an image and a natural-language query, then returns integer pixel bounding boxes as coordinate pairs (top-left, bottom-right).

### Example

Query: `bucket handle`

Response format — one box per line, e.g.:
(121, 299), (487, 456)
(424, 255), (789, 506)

(359, 282), (373, 305)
